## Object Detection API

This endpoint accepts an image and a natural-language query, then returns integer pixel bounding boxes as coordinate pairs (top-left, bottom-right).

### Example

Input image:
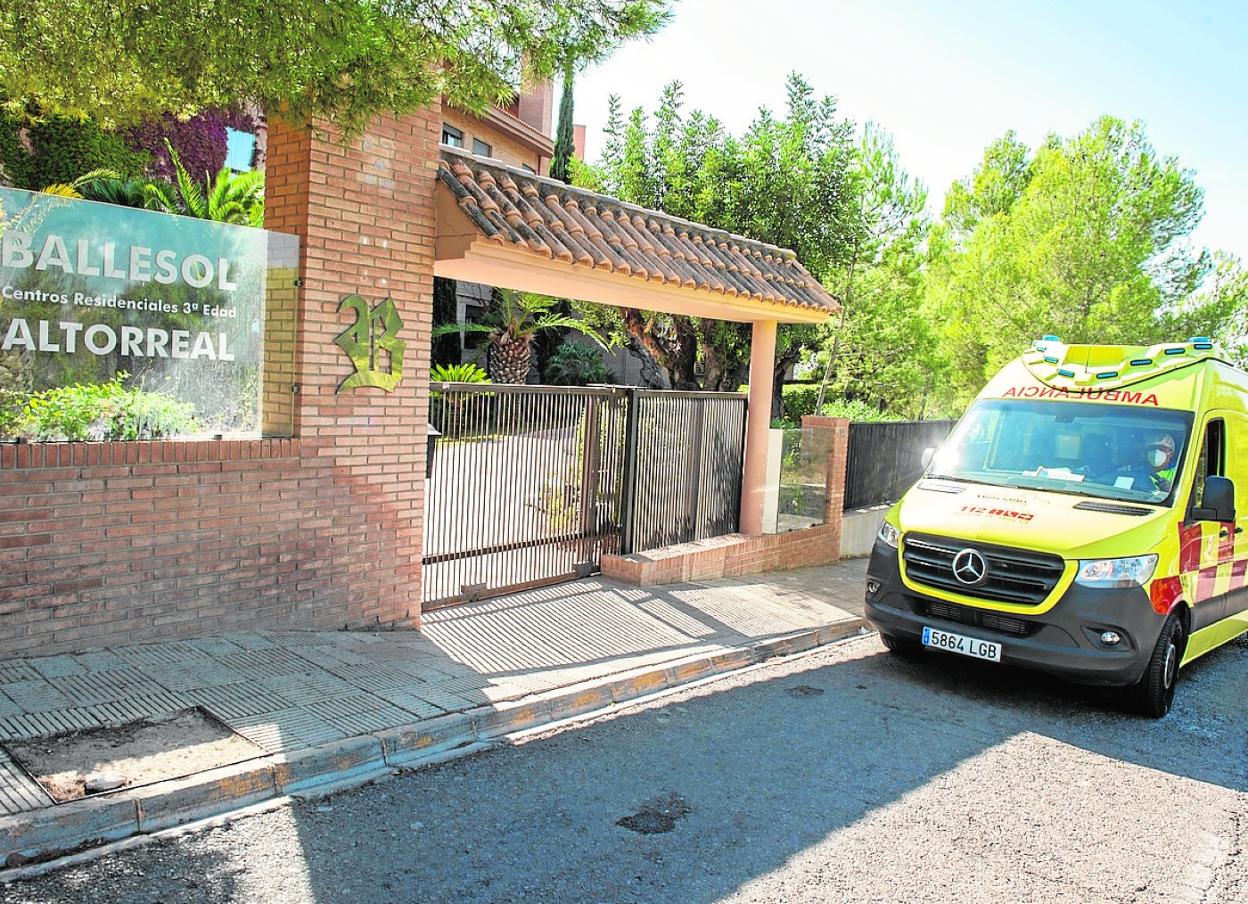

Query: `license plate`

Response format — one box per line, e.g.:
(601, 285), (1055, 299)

(921, 626), (1001, 662)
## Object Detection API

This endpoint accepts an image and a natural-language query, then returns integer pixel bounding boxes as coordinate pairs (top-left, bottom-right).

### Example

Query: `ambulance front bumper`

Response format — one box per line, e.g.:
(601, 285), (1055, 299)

(863, 538), (1166, 687)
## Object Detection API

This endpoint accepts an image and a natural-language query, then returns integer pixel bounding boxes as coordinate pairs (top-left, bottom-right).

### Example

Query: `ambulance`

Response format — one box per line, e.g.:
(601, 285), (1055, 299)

(865, 337), (1247, 716)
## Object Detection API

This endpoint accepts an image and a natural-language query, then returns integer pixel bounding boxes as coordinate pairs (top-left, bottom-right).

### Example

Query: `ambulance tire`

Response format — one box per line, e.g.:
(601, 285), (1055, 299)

(880, 632), (923, 657)
(1130, 611), (1184, 719)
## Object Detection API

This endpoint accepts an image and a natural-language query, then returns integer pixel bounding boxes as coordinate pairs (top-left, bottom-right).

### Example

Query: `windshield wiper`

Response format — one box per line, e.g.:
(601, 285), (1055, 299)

(1003, 476), (1163, 505)
(923, 473), (1004, 489)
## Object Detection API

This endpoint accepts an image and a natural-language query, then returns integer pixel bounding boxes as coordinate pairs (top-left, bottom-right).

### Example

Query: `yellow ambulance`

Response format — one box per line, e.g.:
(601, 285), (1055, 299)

(865, 337), (1246, 716)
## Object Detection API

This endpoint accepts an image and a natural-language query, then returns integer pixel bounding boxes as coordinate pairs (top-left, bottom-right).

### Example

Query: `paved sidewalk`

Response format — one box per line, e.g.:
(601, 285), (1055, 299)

(0, 565), (864, 863)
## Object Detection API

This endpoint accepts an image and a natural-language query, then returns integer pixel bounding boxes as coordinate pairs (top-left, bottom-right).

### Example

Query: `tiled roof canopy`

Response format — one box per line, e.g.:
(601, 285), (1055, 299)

(436, 147), (837, 317)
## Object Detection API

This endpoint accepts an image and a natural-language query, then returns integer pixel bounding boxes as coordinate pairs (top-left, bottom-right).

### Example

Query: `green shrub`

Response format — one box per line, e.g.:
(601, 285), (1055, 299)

(0, 389), (25, 437)
(780, 383), (822, 421)
(544, 341), (609, 386)
(817, 398), (898, 422)
(774, 383), (906, 423)
(429, 362), (491, 436)
(430, 361), (490, 384)
(12, 375), (198, 441)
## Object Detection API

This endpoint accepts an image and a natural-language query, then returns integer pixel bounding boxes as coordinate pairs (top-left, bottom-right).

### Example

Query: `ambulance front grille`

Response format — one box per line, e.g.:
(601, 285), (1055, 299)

(921, 600), (1033, 637)
(902, 533), (1065, 605)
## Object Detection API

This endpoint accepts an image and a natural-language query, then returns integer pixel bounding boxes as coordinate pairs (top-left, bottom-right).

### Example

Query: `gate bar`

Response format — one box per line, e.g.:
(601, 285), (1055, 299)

(619, 388), (641, 555)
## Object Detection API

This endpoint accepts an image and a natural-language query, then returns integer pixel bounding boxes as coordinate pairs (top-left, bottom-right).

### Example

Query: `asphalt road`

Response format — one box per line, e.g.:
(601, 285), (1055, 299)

(3, 632), (1245, 904)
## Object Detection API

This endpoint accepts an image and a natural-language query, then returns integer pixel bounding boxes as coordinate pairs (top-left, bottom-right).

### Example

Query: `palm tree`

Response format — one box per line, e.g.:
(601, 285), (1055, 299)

(39, 167), (128, 200)
(41, 140), (265, 228)
(433, 289), (603, 384)
(143, 140), (265, 227)
(73, 173), (151, 209)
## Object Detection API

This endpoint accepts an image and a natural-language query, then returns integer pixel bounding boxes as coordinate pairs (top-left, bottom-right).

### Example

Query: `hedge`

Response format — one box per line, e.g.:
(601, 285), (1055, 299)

(0, 105), (255, 191)
(771, 383), (904, 424)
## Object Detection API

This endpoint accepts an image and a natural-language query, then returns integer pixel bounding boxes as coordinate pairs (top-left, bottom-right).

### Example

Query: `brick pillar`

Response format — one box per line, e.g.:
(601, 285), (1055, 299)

(801, 416), (850, 555)
(266, 112), (441, 624)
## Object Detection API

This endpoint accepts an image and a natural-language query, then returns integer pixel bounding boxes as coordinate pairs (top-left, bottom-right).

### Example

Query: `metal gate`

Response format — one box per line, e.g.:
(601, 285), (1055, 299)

(422, 384), (627, 608)
(623, 390), (748, 553)
(843, 420), (956, 510)
(422, 384), (748, 608)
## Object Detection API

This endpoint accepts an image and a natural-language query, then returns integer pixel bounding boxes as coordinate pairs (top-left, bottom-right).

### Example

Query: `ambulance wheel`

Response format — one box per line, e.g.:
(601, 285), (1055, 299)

(1131, 611), (1184, 719)
(880, 632), (922, 657)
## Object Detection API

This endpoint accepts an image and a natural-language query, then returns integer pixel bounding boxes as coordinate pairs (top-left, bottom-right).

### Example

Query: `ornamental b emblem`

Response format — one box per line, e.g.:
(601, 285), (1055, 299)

(334, 294), (406, 393)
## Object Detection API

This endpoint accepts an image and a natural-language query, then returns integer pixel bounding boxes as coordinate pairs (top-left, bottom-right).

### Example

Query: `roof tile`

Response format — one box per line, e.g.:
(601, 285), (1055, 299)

(437, 148), (838, 315)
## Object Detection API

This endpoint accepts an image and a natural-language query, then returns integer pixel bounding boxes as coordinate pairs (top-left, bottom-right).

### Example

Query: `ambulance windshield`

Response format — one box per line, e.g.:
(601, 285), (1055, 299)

(928, 399), (1194, 505)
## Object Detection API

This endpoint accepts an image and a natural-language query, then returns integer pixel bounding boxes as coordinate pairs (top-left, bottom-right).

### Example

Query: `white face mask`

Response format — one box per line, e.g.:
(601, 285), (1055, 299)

(1147, 448), (1168, 468)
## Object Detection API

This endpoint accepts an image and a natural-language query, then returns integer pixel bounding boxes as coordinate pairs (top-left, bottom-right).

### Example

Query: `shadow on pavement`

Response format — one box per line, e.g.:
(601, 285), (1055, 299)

(5, 633), (1242, 904)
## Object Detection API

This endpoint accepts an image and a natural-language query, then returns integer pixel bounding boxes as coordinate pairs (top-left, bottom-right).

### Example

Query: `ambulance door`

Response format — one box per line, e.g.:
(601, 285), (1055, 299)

(1222, 412), (1247, 623)
(1183, 416), (1230, 631)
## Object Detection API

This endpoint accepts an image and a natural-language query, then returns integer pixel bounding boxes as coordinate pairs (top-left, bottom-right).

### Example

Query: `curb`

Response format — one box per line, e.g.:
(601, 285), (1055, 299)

(1, 616), (866, 873)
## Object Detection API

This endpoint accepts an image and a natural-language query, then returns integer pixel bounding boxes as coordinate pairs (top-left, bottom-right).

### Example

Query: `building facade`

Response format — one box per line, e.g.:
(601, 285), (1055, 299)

(0, 84), (841, 658)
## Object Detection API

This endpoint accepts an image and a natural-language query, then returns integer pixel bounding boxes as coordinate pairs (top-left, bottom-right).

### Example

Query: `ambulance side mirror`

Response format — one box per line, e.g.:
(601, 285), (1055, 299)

(921, 447), (936, 470)
(1194, 475), (1236, 523)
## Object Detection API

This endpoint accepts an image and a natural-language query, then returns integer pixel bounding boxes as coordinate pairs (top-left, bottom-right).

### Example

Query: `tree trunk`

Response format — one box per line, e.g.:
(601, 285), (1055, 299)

(771, 341), (803, 420)
(624, 336), (667, 388)
(669, 318), (699, 389)
(696, 320), (750, 392)
(622, 309), (699, 389)
(490, 334), (532, 383)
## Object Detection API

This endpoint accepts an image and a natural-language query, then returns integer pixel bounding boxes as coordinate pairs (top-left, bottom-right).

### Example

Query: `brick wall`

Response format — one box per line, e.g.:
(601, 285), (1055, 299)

(0, 111), (441, 657)
(601, 418), (851, 585)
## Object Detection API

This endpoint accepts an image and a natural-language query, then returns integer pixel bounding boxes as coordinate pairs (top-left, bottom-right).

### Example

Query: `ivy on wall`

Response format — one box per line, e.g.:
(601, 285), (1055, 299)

(0, 103), (259, 190)
(126, 108), (259, 181)
(24, 114), (150, 187)
(0, 108), (31, 186)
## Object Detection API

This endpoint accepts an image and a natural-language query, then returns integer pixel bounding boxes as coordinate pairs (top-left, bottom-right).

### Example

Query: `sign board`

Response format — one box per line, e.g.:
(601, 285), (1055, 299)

(0, 187), (299, 439)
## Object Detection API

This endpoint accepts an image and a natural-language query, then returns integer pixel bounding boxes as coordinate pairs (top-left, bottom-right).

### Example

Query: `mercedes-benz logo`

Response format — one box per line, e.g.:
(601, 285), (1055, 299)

(952, 548), (988, 586)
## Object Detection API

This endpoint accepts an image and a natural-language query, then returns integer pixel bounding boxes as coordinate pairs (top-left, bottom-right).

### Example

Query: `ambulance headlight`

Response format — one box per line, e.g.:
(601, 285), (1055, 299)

(1075, 554), (1158, 588)
(877, 522), (900, 549)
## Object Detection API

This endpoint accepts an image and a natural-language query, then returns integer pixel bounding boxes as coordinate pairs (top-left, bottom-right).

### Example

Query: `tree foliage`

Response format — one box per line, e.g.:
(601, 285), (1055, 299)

(928, 116), (1246, 405)
(0, 1), (669, 135)
(432, 288), (601, 383)
(589, 73), (857, 399)
(550, 63), (576, 184)
(812, 125), (942, 418)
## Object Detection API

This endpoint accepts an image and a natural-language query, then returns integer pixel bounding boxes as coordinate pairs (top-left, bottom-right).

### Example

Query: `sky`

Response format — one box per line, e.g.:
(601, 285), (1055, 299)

(569, 0), (1246, 261)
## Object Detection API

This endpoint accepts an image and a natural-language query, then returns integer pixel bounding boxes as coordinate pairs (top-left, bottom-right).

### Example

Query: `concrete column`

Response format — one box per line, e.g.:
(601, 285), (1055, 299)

(740, 320), (777, 535)
(760, 429), (784, 534)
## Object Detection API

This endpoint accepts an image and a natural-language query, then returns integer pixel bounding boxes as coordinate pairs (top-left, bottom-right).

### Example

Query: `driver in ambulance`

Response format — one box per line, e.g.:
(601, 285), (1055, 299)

(1138, 431), (1178, 493)
(1114, 431), (1178, 494)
